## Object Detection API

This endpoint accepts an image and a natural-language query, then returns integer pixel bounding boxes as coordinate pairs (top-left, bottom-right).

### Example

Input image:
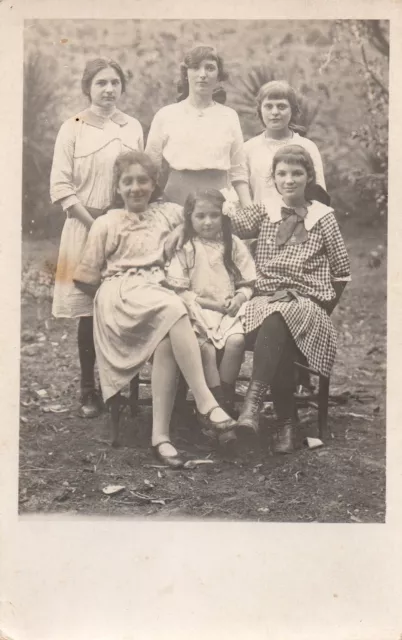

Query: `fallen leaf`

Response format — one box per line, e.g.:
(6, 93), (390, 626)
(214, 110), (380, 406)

(35, 389), (48, 398)
(183, 459), (214, 469)
(102, 485), (125, 495)
(304, 437), (324, 449)
(151, 499), (166, 506)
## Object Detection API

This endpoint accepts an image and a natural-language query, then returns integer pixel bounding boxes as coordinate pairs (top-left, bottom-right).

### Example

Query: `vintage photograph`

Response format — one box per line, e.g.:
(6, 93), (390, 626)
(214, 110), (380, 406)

(19, 18), (388, 522)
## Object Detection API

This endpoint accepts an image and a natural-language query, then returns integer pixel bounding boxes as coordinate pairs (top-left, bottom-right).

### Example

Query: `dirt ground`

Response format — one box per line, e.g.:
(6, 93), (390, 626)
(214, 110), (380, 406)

(19, 220), (386, 522)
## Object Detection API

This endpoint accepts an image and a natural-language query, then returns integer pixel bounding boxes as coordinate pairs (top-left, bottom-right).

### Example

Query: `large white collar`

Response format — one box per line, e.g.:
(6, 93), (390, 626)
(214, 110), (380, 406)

(267, 199), (334, 231)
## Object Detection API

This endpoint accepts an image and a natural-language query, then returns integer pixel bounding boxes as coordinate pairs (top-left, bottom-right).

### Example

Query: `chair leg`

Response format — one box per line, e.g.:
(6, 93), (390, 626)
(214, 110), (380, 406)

(129, 375), (140, 417)
(318, 375), (330, 442)
(109, 392), (122, 448)
(173, 373), (190, 418)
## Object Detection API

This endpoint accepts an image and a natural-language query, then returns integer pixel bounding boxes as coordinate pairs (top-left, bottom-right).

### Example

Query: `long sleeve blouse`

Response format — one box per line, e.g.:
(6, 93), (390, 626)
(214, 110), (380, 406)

(145, 101), (248, 184)
(50, 107), (144, 211)
(229, 200), (350, 304)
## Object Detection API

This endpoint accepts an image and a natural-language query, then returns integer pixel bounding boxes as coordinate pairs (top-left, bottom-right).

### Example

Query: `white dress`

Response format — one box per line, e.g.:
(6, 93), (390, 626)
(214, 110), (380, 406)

(243, 131), (326, 205)
(50, 106), (144, 318)
(165, 236), (256, 350)
(73, 204), (187, 402)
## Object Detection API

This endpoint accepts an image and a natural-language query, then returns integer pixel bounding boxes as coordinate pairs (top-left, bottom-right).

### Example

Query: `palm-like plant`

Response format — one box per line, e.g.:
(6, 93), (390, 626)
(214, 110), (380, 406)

(230, 64), (321, 140)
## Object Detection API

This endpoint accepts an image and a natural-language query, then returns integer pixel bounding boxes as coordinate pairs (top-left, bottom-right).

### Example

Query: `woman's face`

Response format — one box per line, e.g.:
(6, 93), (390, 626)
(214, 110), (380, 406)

(191, 199), (223, 240)
(187, 58), (219, 99)
(89, 67), (122, 108)
(274, 161), (309, 205)
(117, 163), (155, 213)
(261, 97), (292, 134)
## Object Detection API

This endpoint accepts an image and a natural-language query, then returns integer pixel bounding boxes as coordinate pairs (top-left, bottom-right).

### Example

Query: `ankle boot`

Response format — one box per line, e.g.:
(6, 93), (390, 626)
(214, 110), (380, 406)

(221, 381), (237, 418)
(237, 380), (268, 434)
(273, 418), (296, 454)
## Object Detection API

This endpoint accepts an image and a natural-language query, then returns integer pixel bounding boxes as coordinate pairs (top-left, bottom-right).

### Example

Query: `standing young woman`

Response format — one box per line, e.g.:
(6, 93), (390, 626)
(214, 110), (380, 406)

(145, 45), (252, 208)
(244, 80), (326, 205)
(50, 58), (144, 418)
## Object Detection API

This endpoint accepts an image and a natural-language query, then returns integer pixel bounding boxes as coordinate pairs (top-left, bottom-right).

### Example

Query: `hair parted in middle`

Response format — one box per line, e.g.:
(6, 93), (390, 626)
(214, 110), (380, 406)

(81, 57), (126, 99)
(176, 45), (228, 103)
(182, 188), (241, 280)
(109, 150), (160, 209)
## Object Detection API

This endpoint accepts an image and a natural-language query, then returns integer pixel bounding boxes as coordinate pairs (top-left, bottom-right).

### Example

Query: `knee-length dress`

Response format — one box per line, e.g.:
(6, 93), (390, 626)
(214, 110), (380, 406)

(73, 203), (187, 402)
(229, 200), (351, 377)
(165, 236), (256, 349)
(50, 106), (144, 318)
(145, 100), (248, 205)
(243, 132), (326, 205)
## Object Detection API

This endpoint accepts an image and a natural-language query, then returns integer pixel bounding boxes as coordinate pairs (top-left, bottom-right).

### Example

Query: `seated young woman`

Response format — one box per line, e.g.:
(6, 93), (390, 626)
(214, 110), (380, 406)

(164, 144), (350, 454)
(73, 150), (237, 468)
(230, 145), (351, 453)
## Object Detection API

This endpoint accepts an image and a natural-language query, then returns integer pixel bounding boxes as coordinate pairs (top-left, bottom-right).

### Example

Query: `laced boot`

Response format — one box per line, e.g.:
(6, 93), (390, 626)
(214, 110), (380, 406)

(237, 380), (268, 435)
(273, 418), (296, 454)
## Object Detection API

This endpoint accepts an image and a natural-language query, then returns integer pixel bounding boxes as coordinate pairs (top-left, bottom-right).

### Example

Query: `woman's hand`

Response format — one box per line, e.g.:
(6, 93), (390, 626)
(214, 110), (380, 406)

(67, 203), (95, 229)
(196, 296), (227, 314)
(225, 292), (247, 317)
(164, 224), (185, 260)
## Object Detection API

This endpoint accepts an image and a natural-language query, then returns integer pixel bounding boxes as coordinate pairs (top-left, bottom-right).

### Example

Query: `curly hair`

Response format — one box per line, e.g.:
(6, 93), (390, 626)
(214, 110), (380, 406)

(109, 150), (160, 209)
(176, 45), (228, 103)
(182, 189), (241, 280)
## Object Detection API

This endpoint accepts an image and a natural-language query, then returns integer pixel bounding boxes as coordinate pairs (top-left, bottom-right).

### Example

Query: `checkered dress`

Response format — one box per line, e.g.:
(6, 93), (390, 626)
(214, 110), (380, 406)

(229, 201), (351, 377)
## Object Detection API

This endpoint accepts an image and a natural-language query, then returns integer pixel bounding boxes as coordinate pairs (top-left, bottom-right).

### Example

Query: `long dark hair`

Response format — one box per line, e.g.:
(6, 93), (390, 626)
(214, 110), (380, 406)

(176, 45), (228, 104)
(182, 189), (241, 280)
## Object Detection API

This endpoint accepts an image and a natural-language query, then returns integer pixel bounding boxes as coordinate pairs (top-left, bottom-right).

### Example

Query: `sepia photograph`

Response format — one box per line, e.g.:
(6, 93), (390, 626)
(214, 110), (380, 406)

(18, 18), (388, 522)
(2, 2), (402, 638)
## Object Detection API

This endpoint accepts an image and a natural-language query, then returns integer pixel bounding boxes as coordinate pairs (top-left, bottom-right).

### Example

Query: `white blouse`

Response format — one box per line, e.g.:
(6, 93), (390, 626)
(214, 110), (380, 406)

(145, 100), (248, 184)
(50, 107), (144, 211)
(244, 131), (326, 204)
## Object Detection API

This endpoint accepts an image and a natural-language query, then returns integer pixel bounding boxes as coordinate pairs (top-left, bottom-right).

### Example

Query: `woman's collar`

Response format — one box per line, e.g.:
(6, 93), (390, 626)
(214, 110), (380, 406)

(267, 198), (334, 230)
(77, 107), (129, 129)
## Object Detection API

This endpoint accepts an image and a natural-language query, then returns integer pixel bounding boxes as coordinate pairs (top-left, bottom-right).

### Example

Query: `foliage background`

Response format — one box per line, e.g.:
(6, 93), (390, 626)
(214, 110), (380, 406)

(23, 19), (389, 237)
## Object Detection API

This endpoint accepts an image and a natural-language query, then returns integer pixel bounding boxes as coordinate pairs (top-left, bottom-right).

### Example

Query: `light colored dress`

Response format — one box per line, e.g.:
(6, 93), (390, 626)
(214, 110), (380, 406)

(165, 236), (256, 350)
(50, 106), (144, 318)
(145, 100), (248, 204)
(229, 199), (351, 377)
(243, 131), (326, 205)
(73, 203), (187, 402)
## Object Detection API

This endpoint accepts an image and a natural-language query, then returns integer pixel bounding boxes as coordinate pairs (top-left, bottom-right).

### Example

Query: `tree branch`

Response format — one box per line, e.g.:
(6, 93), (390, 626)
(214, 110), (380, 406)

(360, 44), (389, 96)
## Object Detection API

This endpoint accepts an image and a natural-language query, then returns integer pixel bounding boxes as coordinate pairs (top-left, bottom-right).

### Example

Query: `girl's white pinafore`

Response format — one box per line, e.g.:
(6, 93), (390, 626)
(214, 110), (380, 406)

(166, 236), (256, 349)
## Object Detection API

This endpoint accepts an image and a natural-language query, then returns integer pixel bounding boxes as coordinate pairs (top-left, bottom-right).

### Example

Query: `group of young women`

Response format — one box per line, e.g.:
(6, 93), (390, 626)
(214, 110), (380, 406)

(50, 45), (350, 468)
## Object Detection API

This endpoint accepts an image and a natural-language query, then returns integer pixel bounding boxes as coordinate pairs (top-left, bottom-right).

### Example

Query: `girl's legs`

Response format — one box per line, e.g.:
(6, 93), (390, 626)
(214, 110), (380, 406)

(168, 316), (232, 423)
(219, 334), (245, 384)
(151, 337), (180, 457)
(219, 333), (245, 415)
(77, 316), (100, 418)
(238, 313), (296, 436)
(200, 341), (223, 404)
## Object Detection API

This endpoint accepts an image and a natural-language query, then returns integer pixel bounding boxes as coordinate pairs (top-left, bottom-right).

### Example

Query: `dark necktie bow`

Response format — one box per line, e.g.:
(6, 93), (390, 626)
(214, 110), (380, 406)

(276, 205), (309, 247)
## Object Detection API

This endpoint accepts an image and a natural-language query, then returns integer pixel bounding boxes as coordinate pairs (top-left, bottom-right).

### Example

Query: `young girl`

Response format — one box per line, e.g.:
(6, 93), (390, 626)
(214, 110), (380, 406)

(73, 152), (237, 468)
(50, 58), (144, 418)
(228, 145), (350, 453)
(166, 189), (256, 426)
(244, 80), (327, 206)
